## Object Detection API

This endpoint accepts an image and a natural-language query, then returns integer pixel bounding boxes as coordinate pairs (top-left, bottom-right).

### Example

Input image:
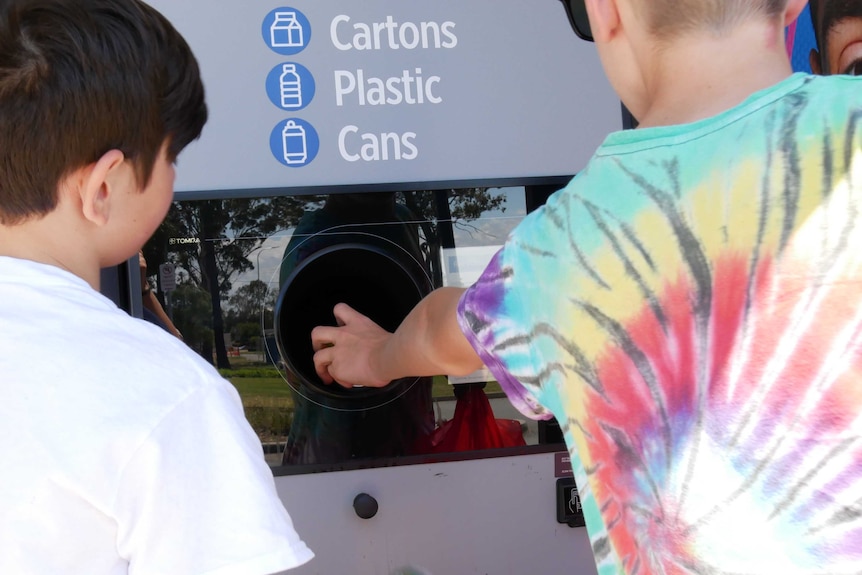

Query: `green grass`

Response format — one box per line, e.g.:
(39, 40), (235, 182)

(229, 377), (294, 404)
(219, 355), (505, 443)
(431, 376), (502, 397)
(219, 361), (294, 441)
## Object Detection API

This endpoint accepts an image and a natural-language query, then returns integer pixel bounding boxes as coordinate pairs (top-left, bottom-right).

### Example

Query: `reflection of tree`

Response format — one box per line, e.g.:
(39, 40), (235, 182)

(143, 190), (504, 367)
(225, 279), (276, 350)
(400, 188), (506, 286)
(227, 279), (274, 322)
(146, 197), (317, 368)
(170, 284), (213, 358)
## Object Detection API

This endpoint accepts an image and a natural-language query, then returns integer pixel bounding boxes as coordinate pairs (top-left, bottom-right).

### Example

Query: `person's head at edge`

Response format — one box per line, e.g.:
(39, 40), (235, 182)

(577, 0), (807, 127)
(0, 0), (207, 287)
(808, 0), (862, 74)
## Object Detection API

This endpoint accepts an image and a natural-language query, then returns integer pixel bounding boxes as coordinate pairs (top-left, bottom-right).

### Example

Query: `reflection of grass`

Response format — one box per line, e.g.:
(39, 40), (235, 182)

(220, 357), (506, 443)
(228, 377), (294, 403)
(432, 375), (502, 397)
(219, 362), (293, 442)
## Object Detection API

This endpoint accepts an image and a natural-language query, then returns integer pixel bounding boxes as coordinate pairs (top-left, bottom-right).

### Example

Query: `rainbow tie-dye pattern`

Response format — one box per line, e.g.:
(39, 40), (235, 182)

(459, 73), (862, 574)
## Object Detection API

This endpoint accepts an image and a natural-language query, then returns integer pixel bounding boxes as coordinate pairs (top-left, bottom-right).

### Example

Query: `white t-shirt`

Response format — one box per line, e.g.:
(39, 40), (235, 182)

(0, 257), (314, 574)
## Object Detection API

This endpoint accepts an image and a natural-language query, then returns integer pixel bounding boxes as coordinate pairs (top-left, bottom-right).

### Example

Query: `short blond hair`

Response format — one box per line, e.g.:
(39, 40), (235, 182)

(645, 0), (789, 38)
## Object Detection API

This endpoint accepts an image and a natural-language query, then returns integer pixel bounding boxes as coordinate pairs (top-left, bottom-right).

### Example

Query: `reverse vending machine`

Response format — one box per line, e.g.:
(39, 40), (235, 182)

(124, 1), (624, 572)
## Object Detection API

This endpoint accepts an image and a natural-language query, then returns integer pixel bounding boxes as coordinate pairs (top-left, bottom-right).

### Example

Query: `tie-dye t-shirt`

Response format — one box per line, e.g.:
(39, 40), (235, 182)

(458, 73), (862, 574)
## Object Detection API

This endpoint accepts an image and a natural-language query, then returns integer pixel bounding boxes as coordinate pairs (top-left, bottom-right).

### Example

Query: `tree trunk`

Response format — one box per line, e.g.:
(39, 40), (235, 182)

(201, 203), (232, 370)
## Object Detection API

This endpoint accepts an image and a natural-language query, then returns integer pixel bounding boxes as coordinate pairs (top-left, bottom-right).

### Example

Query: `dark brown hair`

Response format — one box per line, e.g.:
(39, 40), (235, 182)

(810, 0), (824, 50)
(809, 0), (862, 55)
(0, 0), (207, 225)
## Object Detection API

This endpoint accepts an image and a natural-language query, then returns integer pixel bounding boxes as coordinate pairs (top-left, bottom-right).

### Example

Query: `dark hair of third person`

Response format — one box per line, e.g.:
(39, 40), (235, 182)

(809, 0), (862, 53)
(0, 0), (207, 225)
(810, 0), (823, 48)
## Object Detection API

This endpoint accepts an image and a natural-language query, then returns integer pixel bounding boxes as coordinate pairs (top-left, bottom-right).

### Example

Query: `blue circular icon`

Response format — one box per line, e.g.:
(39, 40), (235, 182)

(270, 118), (319, 167)
(266, 62), (315, 111)
(262, 8), (311, 55)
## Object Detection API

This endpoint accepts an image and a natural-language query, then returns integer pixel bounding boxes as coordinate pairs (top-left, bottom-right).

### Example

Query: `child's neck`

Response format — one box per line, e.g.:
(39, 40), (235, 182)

(635, 20), (794, 128)
(0, 214), (101, 290)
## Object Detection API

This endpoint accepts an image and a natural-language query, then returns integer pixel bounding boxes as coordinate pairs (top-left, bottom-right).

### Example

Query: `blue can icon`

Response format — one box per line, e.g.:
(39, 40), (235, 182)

(282, 120), (307, 164)
(270, 119), (319, 167)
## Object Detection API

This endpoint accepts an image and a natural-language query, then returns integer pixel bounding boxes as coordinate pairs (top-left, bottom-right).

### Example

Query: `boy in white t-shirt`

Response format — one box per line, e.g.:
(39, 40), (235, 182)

(0, 0), (313, 573)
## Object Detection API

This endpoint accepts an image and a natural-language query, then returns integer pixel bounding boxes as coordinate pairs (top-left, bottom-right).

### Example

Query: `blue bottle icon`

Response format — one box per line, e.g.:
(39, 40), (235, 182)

(282, 120), (307, 165)
(266, 62), (315, 111)
(280, 64), (302, 108)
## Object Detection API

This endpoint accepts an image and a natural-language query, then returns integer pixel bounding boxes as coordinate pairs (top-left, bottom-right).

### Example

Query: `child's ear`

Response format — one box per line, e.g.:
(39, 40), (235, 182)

(809, 49), (823, 75)
(79, 149), (128, 226)
(784, 0), (809, 27)
(584, 0), (621, 43)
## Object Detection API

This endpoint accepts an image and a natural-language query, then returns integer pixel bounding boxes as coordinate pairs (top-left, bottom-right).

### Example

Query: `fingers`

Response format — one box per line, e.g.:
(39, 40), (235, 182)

(312, 346), (353, 388)
(332, 302), (365, 326)
(312, 346), (335, 385)
(310, 303), (376, 388)
(311, 325), (338, 352)
(310, 303), (368, 351)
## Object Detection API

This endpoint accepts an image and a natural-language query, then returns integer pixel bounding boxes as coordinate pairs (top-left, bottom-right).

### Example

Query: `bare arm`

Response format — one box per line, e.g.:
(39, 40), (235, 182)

(311, 287), (484, 388)
(139, 252), (182, 340)
(141, 290), (183, 340)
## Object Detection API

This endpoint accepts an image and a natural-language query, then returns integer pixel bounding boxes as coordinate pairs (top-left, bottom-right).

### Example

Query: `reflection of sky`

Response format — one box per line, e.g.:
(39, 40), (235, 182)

(232, 186), (530, 295)
(234, 232), (293, 293)
(452, 186), (527, 248)
(442, 245), (503, 288)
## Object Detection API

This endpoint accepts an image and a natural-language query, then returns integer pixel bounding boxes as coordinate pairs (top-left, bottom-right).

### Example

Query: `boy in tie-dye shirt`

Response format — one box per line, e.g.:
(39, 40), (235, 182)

(311, 0), (862, 572)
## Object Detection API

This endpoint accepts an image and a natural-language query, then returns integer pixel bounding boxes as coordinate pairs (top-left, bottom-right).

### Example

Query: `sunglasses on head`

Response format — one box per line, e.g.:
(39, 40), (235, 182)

(558, 0), (593, 42)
